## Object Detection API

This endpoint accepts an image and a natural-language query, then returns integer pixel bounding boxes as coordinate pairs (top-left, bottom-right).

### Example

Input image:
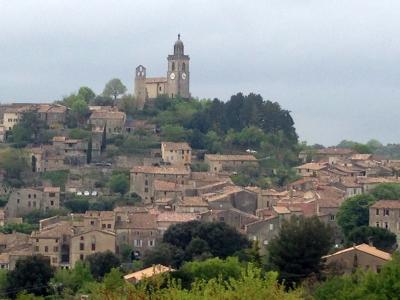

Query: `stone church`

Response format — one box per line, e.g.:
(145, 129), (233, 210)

(134, 35), (190, 109)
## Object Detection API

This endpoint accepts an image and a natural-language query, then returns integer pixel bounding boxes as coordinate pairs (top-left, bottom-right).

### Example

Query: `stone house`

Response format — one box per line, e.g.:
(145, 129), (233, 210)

(53, 137), (88, 165)
(323, 244), (391, 274)
(200, 208), (259, 233)
(31, 221), (72, 268)
(89, 111), (126, 135)
(83, 211), (115, 231)
(173, 196), (209, 213)
(70, 229), (116, 267)
(205, 186), (258, 214)
(130, 166), (190, 203)
(358, 177), (400, 194)
(5, 187), (60, 218)
(334, 177), (363, 198)
(295, 163), (327, 177)
(115, 212), (159, 257)
(204, 154), (258, 173)
(30, 146), (66, 173)
(155, 211), (197, 235)
(2, 105), (33, 131)
(37, 104), (68, 128)
(245, 216), (280, 254)
(369, 200), (400, 240)
(153, 180), (184, 206)
(161, 142), (192, 166)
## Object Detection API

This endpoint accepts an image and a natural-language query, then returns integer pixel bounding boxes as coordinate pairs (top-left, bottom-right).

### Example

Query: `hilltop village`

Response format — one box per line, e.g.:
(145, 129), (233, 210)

(1, 36), (400, 299)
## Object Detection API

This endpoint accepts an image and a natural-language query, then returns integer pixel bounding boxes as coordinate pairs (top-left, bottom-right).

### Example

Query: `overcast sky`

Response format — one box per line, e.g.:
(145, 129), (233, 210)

(1, 0), (399, 145)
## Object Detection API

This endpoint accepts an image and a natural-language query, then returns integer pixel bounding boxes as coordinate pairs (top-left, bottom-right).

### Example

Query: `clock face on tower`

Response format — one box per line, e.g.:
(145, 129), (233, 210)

(170, 73), (175, 80)
(181, 73), (187, 80)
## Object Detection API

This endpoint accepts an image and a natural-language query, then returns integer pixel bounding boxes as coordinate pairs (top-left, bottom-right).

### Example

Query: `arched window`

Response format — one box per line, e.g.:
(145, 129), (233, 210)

(182, 62), (186, 71)
(172, 62), (175, 71)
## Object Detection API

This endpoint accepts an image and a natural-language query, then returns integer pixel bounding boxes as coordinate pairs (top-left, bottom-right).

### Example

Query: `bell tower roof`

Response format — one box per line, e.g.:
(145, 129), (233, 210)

(173, 34), (184, 56)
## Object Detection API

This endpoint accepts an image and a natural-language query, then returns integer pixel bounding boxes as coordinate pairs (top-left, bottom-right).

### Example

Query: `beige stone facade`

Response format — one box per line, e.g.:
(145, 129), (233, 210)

(161, 142), (191, 166)
(130, 166), (190, 203)
(5, 187), (60, 218)
(89, 111), (126, 135)
(323, 244), (391, 274)
(204, 154), (258, 173)
(369, 200), (400, 240)
(115, 212), (159, 256)
(70, 229), (115, 267)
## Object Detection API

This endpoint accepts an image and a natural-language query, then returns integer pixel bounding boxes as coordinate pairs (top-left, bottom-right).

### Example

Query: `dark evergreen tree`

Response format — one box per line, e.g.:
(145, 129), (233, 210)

(268, 215), (333, 285)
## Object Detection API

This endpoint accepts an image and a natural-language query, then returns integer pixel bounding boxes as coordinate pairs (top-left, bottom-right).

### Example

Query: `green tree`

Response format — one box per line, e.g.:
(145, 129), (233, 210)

(370, 183), (400, 200)
(352, 143), (372, 154)
(0, 149), (28, 187)
(51, 261), (94, 295)
(103, 78), (127, 102)
(160, 124), (189, 142)
(84, 251), (121, 280)
(337, 194), (376, 237)
(108, 173), (129, 195)
(0, 223), (37, 234)
(142, 243), (184, 268)
(71, 97), (89, 126)
(6, 255), (54, 298)
(78, 86), (96, 103)
(118, 94), (137, 116)
(159, 221), (250, 266)
(64, 197), (89, 213)
(176, 257), (243, 288)
(347, 226), (397, 252)
(268, 215), (333, 285)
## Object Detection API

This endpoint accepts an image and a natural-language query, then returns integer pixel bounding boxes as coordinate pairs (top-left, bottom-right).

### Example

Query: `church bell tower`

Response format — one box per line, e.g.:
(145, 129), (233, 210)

(167, 34), (190, 99)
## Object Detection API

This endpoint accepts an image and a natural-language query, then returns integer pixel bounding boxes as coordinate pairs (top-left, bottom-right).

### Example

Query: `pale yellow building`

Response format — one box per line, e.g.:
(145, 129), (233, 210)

(70, 229), (116, 267)
(161, 142), (192, 166)
(204, 154), (258, 173)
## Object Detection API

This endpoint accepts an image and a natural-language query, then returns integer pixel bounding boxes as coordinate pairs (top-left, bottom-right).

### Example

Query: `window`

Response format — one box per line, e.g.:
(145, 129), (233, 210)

(330, 214), (335, 221)
(50, 201), (54, 206)
(80, 254), (84, 260)
(172, 62), (175, 71)
(134, 240), (142, 247)
(107, 224), (111, 229)
(80, 243), (84, 251)
(80, 236), (84, 240)
(17, 199), (20, 204)
(53, 246), (58, 252)
(91, 243), (96, 251)
(385, 222), (389, 229)
(36, 239), (39, 243)
(102, 224), (106, 229)
(182, 62), (186, 71)
(28, 201), (31, 207)
(34, 194), (36, 199)
(35, 246), (39, 252)
(28, 194), (31, 199)
(90, 221), (94, 225)
(148, 240), (155, 247)
(384, 209), (390, 216)
(44, 246), (48, 253)
(376, 222), (380, 228)
(52, 257), (58, 264)
(145, 180), (148, 186)
(33, 201), (36, 208)
(376, 209), (379, 215)
(49, 193), (55, 197)
(144, 188), (148, 193)
(269, 224), (274, 230)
